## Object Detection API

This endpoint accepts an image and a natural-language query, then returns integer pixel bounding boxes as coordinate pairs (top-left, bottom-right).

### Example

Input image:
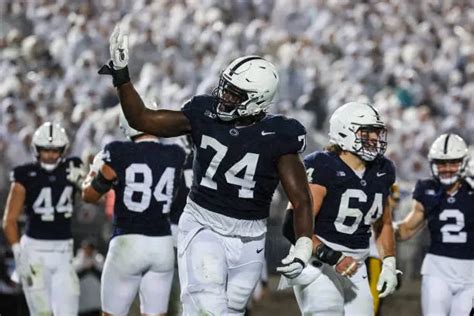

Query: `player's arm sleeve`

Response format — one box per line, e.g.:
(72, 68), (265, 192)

(10, 167), (27, 187)
(277, 119), (307, 156)
(101, 143), (118, 171)
(412, 180), (425, 204)
(304, 153), (332, 188)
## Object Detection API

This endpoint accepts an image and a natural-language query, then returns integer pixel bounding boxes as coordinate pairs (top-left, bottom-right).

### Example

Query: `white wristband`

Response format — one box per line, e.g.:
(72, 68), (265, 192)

(382, 256), (396, 270)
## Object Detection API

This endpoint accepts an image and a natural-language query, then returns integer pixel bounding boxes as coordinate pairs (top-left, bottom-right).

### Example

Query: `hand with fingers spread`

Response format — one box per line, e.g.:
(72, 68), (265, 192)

(98, 24), (130, 86)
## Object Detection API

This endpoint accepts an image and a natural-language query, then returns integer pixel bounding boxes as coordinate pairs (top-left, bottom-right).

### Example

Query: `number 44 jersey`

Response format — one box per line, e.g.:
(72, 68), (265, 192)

(11, 157), (83, 240)
(102, 140), (185, 238)
(182, 95), (306, 221)
(413, 177), (474, 259)
(305, 151), (396, 253)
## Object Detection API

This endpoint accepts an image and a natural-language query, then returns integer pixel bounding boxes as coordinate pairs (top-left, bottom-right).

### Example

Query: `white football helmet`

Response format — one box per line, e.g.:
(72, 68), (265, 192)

(119, 102), (158, 140)
(428, 133), (469, 186)
(32, 122), (69, 171)
(328, 102), (387, 161)
(213, 55), (279, 121)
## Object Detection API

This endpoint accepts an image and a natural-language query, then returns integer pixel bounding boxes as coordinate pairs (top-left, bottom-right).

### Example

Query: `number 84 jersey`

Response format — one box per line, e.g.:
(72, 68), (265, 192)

(305, 151), (396, 252)
(413, 177), (474, 259)
(182, 95), (306, 221)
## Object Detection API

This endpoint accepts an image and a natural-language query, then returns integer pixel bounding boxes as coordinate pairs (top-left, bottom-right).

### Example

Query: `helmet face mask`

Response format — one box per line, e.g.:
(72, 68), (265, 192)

(354, 126), (387, 161)
(213, 56), (278, 122)
(329, 102), (387, 162)
(428, 133), (469, 186)
(32, 122), (69, 171)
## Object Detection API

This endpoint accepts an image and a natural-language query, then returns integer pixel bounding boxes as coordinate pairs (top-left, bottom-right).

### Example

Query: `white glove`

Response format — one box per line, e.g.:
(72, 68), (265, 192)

(277, 237), (313, 279)
(109, 24), (129, 70)
(12, 243), (29, 280)
(89, 150), (105, 174)
(377, 256), (403, 298)
(66, 161), (87, 188)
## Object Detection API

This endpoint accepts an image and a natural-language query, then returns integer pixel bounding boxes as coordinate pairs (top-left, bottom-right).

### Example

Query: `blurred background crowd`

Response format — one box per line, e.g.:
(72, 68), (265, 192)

(1, 0), (474, 314)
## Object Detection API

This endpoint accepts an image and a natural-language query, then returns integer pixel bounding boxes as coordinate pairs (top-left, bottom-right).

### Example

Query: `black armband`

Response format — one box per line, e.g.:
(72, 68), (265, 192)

(98, 61), (130, 87)
(314, 244), (343, 266)
(91, 171), (114, 194)
(282, 208), (296, 244)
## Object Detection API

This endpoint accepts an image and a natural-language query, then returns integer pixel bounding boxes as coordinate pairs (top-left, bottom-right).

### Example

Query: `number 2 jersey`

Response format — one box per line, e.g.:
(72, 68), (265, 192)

(305, 151), (395, 259)
(11, 157), (83, 240)
(181, 95), (306, 224)
(102, 140), (185, 238)
(413, 177), (474, 260)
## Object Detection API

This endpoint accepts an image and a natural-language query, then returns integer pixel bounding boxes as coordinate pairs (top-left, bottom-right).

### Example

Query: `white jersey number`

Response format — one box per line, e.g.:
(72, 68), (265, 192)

(123, 163), (175, 213)
(335, 189), (384, 234)
(33, 186), (74, 221)
(439, 209), (467, 243)
(200, 135), (259, 198)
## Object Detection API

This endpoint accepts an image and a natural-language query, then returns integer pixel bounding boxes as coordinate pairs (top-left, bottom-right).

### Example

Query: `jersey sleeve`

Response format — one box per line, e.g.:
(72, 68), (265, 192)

(412, 180), (425, 203)
(303, 152), (333, 188)
(102, 142), (120, 171)
(277, 118), (307, 156)
(10, 165), (28, 186)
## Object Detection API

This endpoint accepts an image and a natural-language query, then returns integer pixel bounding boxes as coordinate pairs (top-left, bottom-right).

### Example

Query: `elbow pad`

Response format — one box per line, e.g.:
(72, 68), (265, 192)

(91, 171), (114, 194)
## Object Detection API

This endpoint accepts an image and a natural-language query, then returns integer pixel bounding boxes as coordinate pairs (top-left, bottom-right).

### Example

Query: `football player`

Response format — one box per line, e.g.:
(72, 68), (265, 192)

(98, 25), (313, 315)
(282, 102), (401, 315)
(82, 109), (186, 316)
(395, 133), (474, 316)
(2, 122), (85, 316)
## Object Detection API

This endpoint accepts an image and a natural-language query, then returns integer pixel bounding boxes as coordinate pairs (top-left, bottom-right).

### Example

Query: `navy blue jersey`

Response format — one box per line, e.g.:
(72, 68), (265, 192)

(170, 151), (194, 225)
(413, 177), (474, 259)
(181, 95), (306, 220)
(10, 157), (82, 240)
(102, 140), (185, 237)
(305, 151), (396, 249)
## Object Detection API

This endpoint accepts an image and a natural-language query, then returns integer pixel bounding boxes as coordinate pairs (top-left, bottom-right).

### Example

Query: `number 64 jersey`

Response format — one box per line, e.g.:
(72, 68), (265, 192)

(305, 151), (396, 260)
(181, 95), (306, 236)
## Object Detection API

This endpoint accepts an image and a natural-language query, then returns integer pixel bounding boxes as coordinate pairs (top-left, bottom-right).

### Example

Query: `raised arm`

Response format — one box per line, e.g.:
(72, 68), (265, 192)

(99, 25), (191, 137)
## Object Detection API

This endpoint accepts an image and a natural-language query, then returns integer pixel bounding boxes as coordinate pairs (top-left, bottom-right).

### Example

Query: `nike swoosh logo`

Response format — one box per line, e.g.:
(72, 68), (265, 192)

(256, 248), (264, 254)
(376, 172), (386, 177)
(261, 131), (275, 136)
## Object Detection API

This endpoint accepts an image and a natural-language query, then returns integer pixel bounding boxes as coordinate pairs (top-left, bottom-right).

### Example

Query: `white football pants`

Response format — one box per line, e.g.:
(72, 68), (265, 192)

(177, 212), (265, 316)
(101, 234), (174, 315)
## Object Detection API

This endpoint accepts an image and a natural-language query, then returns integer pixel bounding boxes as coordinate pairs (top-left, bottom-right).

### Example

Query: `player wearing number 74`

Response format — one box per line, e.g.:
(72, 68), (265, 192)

(394, 133), (474, 316)
(98, 25), (313, 315)
(2, 122), (85, 316)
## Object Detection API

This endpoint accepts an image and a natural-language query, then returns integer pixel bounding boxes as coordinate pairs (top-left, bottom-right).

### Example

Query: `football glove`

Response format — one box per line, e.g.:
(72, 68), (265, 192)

(66, 161), (87, 189)
(277, 236), (312, 279)
(12, 243), (29, 281)
(89, 150), (105, 175)
(377, 256), (403, 298)
(98, 24), (130, 86)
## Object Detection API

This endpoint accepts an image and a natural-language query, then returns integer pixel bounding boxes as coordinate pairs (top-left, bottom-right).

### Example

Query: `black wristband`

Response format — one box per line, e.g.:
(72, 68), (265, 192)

(91, 171), (114, 194)
(314, 244), (343, 266)
(98, 61), (130, 87)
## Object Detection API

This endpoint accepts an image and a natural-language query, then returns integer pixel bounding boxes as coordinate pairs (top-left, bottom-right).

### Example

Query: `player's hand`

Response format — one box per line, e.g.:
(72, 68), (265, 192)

(277, 237), (312, 279)
(335, 255), (358, 277)
(89, 150), (105, 175)
(67, 161), (87, 189)
(12, 243), (29, 280)
(377, 256), (403, 298)
(109, 24), (129, 70)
